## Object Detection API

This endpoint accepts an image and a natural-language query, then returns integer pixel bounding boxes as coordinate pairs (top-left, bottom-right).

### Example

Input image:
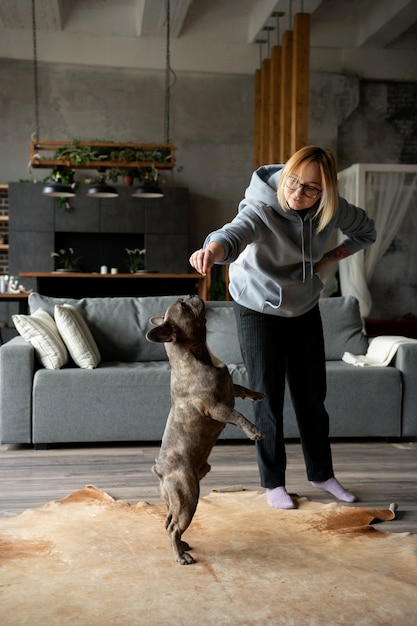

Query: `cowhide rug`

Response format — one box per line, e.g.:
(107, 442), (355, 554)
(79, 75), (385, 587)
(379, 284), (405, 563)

(1, 486), (416, 625)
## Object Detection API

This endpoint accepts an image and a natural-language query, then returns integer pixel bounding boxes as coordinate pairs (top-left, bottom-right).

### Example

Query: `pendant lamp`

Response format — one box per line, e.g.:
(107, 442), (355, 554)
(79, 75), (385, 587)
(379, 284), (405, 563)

(87, 168), (118, 198)
(131, 186), (164, 198)
(131, 167), (163, 198)
(42, 166), (76, 197)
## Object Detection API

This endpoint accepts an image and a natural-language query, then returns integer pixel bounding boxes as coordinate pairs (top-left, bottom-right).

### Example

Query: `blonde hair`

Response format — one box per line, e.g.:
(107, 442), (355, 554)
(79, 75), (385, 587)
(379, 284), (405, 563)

(277, 146), (338, 233)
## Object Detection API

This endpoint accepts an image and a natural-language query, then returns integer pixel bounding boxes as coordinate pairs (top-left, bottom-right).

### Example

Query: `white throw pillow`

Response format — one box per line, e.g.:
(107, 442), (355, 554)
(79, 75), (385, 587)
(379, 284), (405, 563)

(54, 304), (101, 369)
(12, 308), (69, 369)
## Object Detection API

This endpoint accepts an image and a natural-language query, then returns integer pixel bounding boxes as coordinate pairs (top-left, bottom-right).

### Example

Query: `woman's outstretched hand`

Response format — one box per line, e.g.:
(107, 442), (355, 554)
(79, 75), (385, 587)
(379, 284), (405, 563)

(189, 243), (225, 275)
(189, 248), (215, 275)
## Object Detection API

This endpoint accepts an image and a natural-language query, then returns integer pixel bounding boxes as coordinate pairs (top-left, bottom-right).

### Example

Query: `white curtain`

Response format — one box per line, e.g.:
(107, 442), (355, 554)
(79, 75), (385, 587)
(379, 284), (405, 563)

(338, 169), (417, 318)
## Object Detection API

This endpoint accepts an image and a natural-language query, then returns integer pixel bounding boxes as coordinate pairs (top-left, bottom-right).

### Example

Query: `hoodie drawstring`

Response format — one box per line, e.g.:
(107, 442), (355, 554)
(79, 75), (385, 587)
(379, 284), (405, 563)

(298, 215), (314, 283)
(300, 219), (306, 282)
(309, 218), (314, 279)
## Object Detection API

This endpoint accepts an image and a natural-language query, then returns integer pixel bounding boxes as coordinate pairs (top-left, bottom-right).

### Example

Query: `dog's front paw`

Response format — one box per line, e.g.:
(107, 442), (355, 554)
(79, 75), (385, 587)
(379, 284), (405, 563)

(246, 423), (265, 441)
(251, 429), (265, 441)
(251, 391), (265, 402)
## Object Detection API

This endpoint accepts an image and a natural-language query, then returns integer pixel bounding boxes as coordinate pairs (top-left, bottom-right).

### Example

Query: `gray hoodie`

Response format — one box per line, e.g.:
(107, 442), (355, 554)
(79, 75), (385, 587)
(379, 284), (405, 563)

(204, 164), (376, 317)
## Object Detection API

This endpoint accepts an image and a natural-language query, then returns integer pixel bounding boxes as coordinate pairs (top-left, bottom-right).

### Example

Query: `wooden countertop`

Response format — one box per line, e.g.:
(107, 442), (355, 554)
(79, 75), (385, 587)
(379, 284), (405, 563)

(20, 272), (205, 279)
(0, 292), (30, 299)
(19, 272), (210, 300)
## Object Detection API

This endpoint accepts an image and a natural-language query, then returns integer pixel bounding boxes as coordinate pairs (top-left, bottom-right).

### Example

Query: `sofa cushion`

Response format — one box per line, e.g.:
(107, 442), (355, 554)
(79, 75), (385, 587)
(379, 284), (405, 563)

(206, 302), (243, 363)
(32, 361), (172, 443)
(54, 304), (101, 369)
(319, 296), (368, 360)
(29, 293), (180, 362)
(12, 308), (69, 369)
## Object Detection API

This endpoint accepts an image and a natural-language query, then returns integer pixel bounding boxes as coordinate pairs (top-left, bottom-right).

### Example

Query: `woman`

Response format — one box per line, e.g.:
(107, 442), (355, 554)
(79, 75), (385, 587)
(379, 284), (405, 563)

(189, 146), (376, 510)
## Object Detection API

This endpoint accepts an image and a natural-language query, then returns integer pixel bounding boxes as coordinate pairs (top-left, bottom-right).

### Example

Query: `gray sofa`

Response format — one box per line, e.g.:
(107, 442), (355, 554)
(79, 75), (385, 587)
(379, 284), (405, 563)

(1, 292), (416, 447)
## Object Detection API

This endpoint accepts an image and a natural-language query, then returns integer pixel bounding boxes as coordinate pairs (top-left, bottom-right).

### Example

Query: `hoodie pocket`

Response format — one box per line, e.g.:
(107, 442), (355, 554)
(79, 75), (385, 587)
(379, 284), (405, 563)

(263, 276), (323, 316)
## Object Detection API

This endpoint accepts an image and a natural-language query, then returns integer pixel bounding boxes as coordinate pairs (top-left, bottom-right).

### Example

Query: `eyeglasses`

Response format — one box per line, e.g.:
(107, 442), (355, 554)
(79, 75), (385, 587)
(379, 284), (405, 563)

(285, 175), (322, 199)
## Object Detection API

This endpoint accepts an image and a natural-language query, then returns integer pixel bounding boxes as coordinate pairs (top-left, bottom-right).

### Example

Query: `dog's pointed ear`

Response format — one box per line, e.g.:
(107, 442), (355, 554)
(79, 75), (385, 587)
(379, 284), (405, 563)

(149, 315), (164, 326)
(146, 321), (176, 343)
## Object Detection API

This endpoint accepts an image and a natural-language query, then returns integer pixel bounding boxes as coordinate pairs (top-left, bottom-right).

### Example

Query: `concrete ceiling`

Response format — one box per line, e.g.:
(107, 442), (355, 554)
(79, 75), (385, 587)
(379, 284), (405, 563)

(0, 0), (416, 79)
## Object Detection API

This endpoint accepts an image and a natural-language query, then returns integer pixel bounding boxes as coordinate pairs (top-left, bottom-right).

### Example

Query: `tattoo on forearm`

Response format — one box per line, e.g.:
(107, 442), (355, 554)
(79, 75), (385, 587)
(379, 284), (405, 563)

(326, 244), (350, 261)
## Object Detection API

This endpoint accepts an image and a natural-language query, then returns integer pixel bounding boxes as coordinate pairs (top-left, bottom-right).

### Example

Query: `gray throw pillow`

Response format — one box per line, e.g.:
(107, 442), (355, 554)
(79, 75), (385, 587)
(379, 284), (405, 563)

(319, 296), (368, 360)
(206, 302), (243, 364)
(29, 292), (180, 362)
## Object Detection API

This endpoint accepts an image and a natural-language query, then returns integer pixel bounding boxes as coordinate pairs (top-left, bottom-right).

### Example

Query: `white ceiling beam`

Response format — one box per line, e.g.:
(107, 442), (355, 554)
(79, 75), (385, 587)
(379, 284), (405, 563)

(247, 0), (279, 43)
(0, 0), (27, 28)
(248, 0), (324, 45)
(0, 0), (64, 31)
(356, 0), (417, 47)
(139, 0), (192, 38)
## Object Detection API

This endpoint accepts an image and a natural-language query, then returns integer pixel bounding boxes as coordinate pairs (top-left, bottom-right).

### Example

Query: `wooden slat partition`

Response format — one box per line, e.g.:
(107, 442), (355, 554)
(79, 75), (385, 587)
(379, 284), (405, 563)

(260, 58), (271, 166)
(253, 69), (262, 169)
(253, 13), (311, 167)
(269, 44), (282, 164)
(291, 13), (311, 154)
(279, 30), (294, 163)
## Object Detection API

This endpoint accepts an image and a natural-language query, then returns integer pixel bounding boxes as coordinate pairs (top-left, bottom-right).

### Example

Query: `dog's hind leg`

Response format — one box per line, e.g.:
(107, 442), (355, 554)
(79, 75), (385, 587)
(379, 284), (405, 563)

(166, 520), (195, 565)
(161, 474), (200, 565)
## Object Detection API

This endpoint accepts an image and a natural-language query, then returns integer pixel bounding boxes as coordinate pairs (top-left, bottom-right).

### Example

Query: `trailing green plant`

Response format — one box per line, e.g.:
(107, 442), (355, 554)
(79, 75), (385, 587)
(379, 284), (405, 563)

(109, 148), (138, 163)
(51, 248), (81, 271)
(108, 146), (173, 165)
(55, 197), (71, 211)
(47, 143), (173, 167)
(108, 165), (163, 186)
(108, 169), (120, 183)
(40, 167), (75, 211)
(52, 140), (101, 165)
(135, 167), (160, 185)
(43, 167), (75, 184)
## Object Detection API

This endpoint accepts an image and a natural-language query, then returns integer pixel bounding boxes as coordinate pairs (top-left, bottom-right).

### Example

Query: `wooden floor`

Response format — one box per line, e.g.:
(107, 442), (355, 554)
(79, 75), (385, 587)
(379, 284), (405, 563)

(1, 440), (416, 534)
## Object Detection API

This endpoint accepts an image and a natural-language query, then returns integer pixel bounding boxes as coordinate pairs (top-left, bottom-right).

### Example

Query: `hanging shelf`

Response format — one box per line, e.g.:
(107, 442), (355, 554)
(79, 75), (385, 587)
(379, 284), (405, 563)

(29, 140), (175, 171)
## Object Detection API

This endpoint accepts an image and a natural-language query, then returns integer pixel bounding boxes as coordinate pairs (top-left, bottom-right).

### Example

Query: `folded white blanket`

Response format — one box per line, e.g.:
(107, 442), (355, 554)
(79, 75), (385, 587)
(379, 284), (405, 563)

(342, 335), (417, 367)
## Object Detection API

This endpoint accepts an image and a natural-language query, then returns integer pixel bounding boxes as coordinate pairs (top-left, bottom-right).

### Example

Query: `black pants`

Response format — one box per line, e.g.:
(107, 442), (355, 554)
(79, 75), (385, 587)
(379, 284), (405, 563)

(233, 302), (334, 488)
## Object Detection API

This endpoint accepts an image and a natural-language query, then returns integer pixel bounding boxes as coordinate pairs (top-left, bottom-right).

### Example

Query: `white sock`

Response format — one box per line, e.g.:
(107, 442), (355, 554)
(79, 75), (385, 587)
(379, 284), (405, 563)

(311, 477), (357, 503)
(266, 486), (295, 509)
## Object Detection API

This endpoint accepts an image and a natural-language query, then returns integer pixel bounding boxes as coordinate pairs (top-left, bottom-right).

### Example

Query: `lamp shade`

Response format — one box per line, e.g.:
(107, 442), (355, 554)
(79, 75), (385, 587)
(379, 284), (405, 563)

(131, 185), (164, 198)
(87, 167), (119, 198)
(86, 184), (119, 198)
(42, 183), (76, 197)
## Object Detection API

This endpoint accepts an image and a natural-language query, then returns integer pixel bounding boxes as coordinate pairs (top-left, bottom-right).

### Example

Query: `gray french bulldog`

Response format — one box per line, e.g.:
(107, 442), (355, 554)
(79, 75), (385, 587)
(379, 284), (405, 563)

(146, 295), (264, 564)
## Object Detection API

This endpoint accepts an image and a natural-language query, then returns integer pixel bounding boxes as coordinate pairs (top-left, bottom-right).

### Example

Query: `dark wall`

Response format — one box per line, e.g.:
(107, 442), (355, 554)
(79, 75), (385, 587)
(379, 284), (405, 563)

(338, 81), (417, 170)
(8, 183), (189, 293)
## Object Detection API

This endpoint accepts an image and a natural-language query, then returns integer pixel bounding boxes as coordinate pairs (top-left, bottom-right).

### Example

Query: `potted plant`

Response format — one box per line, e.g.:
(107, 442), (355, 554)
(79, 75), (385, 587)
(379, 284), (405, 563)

(120, 169), (134, 186)
(125, 248), (146, 273)
(51, 248), (81, 272)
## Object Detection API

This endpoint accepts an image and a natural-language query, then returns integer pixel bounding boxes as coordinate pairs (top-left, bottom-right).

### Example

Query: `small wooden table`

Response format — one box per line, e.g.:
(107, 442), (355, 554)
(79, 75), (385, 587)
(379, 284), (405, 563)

(19, 272), (209, 301)
(0, 292), (30, 314)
